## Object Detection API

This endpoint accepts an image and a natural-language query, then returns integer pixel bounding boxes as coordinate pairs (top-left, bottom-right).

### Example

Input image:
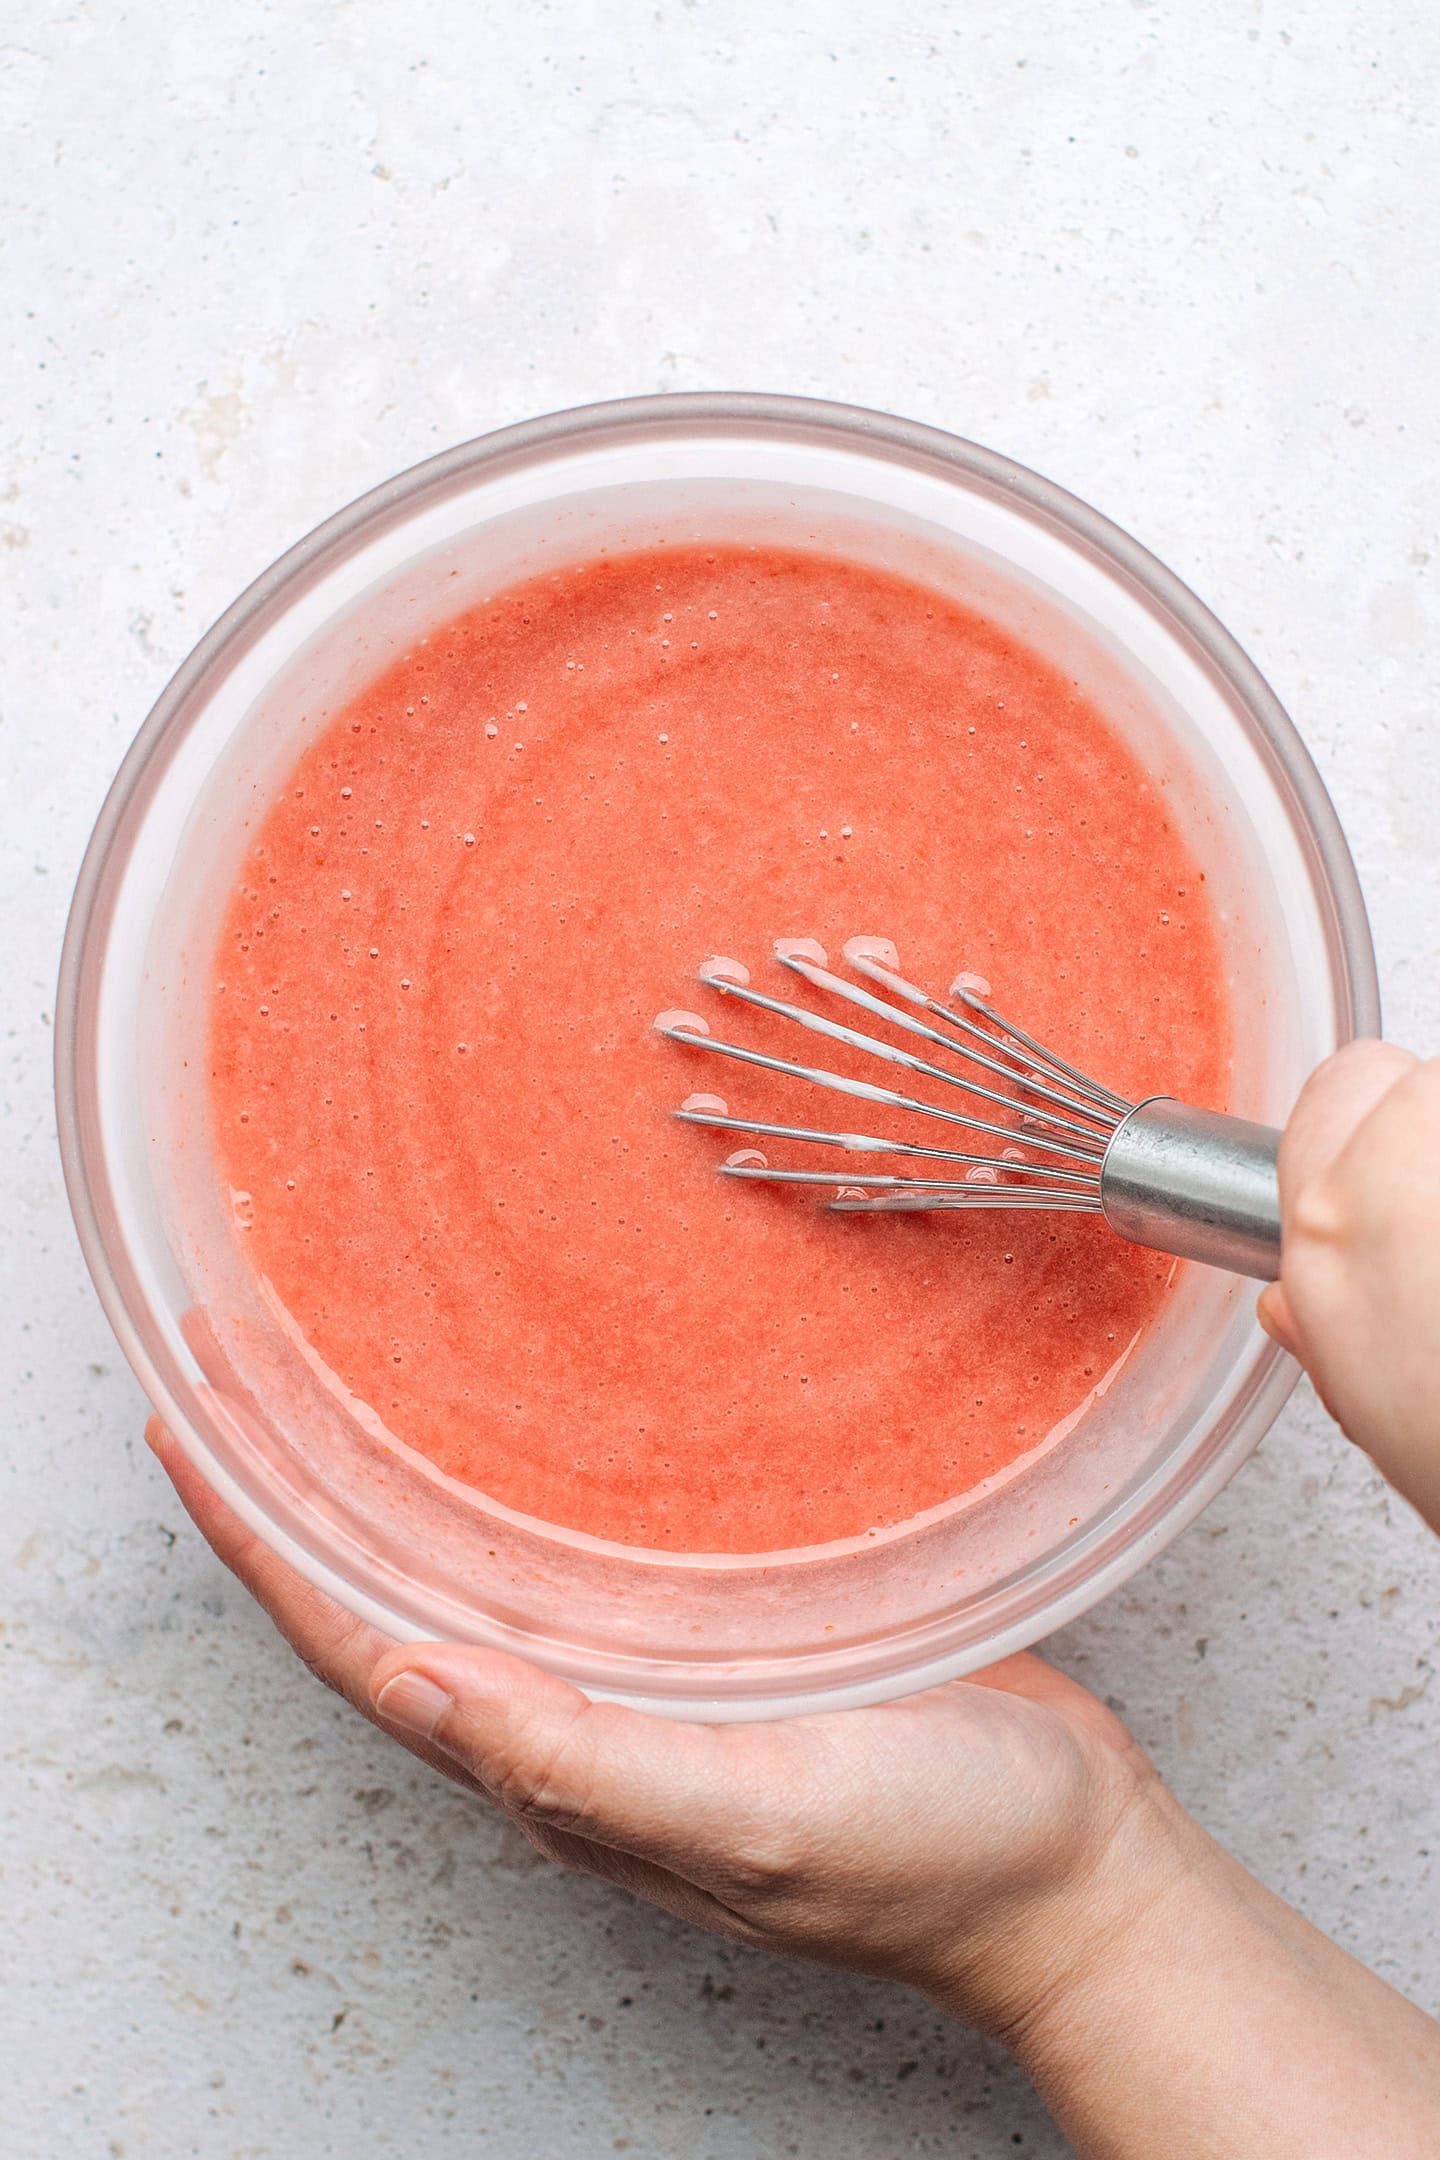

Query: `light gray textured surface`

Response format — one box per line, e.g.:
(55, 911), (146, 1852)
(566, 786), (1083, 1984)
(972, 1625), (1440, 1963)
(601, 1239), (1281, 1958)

(4, 4), (1439, 2155)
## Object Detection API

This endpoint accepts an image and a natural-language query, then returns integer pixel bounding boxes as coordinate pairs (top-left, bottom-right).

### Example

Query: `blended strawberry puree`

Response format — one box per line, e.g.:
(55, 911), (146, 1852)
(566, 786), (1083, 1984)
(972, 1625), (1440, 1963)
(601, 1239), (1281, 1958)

(210, 543), (1231, 1554)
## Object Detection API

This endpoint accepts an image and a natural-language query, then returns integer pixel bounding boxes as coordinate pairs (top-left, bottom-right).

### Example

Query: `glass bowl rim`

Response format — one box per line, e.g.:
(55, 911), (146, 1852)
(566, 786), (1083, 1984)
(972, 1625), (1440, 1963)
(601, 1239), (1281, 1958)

(54, 390), (1381, 1712)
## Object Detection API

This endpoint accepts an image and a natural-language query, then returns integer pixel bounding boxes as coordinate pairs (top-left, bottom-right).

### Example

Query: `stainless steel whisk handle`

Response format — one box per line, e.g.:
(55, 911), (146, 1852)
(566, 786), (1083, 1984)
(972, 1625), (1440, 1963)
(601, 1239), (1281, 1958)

(1100, 1098), (1282, 1282)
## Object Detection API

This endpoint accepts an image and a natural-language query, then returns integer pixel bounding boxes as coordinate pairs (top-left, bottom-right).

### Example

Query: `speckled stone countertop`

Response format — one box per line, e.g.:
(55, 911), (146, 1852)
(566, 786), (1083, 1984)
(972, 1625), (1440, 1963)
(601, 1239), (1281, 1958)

(4, 4), (1438, 2154)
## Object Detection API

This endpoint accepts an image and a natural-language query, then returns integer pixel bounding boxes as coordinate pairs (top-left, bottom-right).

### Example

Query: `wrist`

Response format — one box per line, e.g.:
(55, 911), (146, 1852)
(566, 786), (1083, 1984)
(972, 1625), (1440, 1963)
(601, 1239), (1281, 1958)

(966, 1791), (1440, 2159)
(925, 1764), (1215, 2048)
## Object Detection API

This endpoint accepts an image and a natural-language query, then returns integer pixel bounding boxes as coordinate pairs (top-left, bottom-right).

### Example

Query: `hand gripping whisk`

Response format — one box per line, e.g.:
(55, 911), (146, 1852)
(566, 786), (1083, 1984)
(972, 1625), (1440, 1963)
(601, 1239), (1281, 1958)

(656, 936), (1283, 1282)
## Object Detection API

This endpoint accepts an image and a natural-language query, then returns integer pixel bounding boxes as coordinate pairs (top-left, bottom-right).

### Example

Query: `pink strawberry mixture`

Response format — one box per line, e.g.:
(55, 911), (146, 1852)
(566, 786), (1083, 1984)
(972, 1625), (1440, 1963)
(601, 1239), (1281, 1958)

(210, 544), (1230, 1553)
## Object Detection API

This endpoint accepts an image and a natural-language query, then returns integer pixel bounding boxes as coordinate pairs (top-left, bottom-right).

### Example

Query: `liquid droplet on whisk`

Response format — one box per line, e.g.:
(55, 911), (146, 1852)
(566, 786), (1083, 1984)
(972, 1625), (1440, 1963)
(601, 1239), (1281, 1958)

(773, 936), (828, 967)
(698, 955), (750, 986)
(654, 1009), (711, 1036)
(681, 1092), (729, 1115)
(725, 1148), (768, 1169)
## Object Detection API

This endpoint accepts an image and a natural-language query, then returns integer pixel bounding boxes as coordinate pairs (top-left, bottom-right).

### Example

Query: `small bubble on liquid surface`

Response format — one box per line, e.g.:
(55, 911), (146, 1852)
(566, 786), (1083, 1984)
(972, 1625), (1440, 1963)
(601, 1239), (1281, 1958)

(654, 1008), (711, 1036)
(485, 722), (498, 738)
(698, 955), (750, 986)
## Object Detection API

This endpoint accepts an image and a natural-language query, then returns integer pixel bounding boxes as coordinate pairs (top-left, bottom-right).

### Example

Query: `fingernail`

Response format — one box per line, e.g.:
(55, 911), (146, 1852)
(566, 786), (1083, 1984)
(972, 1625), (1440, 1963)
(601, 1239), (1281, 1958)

(374, 1670), (454, 1739)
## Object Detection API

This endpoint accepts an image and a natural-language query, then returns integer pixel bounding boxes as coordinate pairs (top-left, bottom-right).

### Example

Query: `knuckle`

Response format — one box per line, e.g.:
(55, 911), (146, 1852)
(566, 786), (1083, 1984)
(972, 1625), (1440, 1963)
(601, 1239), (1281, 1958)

(296, 1612), (374, 1711)
(719, 1820), (810, 1902)
(488, 1747), (561, 1821)
(301, 1652), (350, 1703)
(486, 1710), (594, 1834)
(1285, 1173), (1349, 1255)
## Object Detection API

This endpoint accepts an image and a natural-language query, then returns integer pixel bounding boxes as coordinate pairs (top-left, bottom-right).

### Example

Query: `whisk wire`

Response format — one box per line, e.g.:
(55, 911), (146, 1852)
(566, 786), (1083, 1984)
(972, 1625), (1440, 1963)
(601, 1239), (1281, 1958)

(766, 957), (1121, 1131)
(721, 1165), (1104, 1210)
(830, 1187), (1105, 1214)
(926, 990), (1131, 1118)
(671, 1108), (1103, 1186)
(689, 978), (1114, 1152)
(658, 1022), (1110, 1165)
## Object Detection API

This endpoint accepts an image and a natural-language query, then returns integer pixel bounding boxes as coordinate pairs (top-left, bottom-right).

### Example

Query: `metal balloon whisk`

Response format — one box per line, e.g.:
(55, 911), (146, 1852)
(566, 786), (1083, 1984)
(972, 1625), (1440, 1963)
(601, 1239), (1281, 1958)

(655, 936), (1283, 1281)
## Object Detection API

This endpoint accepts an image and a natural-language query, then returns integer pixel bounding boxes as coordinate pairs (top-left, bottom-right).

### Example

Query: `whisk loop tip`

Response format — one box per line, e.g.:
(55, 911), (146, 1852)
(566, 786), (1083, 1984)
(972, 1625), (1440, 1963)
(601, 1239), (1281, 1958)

(698, 955), (751, 987)
(839, 934), (931, 1007)
(773, 936), (829, 968)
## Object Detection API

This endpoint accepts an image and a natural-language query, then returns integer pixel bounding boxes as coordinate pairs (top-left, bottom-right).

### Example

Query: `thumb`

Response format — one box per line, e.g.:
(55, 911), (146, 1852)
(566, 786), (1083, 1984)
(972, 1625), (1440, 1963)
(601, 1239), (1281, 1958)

(369, 1644), (774, 1878)
(1277, 1038), (1416, 1200)
(1260, 1040), (1417, 1360)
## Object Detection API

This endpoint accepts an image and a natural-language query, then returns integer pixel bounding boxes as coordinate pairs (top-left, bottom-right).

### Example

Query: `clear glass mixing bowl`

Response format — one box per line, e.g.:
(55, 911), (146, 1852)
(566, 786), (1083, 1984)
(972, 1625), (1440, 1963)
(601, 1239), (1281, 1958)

(56, 393), (1378, 1718)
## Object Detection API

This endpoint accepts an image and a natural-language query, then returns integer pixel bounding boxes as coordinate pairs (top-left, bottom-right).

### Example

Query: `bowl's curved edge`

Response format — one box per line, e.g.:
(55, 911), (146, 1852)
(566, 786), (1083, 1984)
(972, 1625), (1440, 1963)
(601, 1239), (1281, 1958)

(54, 391), (1377, 1717)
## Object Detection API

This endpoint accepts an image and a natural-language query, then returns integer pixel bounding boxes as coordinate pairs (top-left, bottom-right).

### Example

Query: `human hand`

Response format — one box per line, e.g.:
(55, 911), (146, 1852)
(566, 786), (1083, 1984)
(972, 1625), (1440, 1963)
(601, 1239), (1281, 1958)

(148, 1418), (1440, 2157)
(144, 1419), (1182, 2045)
(1258, 1042), (1440, 1534)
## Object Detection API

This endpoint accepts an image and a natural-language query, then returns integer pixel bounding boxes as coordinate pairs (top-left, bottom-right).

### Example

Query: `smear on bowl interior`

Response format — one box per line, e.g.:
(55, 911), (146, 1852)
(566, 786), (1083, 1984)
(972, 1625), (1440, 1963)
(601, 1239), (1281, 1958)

(209, 544), (1231, 1554)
